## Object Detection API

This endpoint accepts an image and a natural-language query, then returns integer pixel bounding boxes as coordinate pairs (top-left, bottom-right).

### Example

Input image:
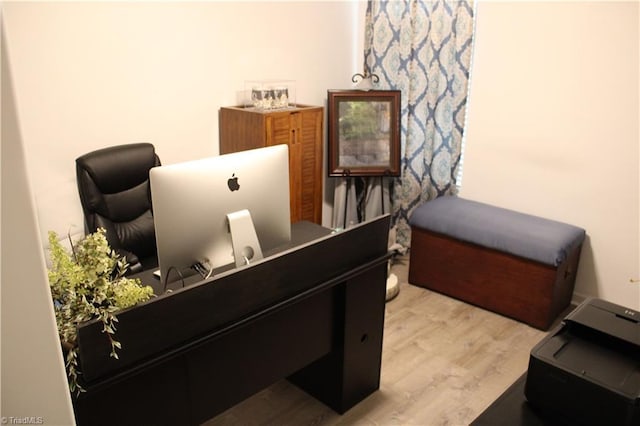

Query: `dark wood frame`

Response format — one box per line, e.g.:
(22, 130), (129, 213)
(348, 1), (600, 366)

(328, 90), (401, 177)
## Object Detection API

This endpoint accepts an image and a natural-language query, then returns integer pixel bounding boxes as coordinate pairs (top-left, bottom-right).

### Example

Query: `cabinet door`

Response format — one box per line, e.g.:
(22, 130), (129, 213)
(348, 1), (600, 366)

(298, 109), (323, 224)
(287, 112), (304, 222)
(267, 113), (294, 146)
(266, 109), (322, 224)
(266, 112), (299, 221)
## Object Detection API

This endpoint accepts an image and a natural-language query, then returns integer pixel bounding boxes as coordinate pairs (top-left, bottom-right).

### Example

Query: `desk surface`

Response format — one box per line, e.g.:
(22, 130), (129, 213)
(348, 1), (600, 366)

(135, 221), (333, 294)
(471, 373), (574, 426)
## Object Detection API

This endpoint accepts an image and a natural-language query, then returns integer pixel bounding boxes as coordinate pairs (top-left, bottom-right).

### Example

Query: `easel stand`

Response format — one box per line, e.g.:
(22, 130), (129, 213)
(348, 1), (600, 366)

(342, 176), (387, 229)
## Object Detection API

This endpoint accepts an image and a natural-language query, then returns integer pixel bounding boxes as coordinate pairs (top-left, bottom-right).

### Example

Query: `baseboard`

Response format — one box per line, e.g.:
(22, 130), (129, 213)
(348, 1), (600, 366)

(571, 291), (588, 307)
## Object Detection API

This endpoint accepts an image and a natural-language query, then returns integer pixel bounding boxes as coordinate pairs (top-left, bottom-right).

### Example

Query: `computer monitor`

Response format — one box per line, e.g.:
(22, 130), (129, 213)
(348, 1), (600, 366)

(150, 144), (291, 287)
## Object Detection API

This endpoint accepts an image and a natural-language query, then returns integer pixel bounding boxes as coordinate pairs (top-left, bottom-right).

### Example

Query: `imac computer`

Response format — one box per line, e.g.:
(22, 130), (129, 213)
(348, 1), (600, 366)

(150, 144), (291, 287)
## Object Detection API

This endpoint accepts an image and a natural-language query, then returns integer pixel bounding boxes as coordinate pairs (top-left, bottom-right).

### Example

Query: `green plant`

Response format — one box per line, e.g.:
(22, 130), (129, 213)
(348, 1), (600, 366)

(47, 228), (153, 395)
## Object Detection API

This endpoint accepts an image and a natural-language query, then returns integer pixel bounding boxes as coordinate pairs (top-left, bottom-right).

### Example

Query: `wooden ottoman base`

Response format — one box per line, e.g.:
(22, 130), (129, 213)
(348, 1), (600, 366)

(408, 227), (582, 330)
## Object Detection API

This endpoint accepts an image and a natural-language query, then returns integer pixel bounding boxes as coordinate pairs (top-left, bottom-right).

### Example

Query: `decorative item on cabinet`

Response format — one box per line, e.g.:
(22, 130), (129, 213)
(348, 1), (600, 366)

(244, 79), (296, 110)
(219, 104), (323, 225)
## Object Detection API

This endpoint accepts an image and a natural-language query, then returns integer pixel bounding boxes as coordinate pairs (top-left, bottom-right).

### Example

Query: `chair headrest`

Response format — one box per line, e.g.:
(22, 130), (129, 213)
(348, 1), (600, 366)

(76, 143), (160, 194)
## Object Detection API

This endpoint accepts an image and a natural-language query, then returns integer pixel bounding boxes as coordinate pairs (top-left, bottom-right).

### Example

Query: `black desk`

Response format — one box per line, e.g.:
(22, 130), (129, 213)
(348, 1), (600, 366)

(471, 373), (575, 426)
(73, 217), (391, 425)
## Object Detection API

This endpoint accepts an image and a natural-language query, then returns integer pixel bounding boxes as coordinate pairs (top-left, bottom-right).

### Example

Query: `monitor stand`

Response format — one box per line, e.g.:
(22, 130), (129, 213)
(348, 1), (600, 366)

(227, 209), (264, 267)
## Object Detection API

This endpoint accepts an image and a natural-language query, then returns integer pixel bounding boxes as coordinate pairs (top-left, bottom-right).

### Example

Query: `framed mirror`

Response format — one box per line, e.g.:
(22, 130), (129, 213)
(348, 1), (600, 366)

(327, 89), (401, 177)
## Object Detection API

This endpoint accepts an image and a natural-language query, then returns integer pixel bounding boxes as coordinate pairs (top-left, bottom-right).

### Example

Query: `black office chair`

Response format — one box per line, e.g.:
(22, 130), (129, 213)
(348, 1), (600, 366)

(76, 143), (161, 274)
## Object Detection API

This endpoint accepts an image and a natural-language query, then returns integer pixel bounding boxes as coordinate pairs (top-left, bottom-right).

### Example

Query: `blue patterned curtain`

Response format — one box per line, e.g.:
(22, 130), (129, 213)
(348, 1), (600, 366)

(364, 0), (476, 246)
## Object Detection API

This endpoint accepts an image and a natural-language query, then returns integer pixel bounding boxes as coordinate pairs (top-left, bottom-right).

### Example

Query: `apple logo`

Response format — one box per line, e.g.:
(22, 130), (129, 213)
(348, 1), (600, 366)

(227, 173), (240, 191)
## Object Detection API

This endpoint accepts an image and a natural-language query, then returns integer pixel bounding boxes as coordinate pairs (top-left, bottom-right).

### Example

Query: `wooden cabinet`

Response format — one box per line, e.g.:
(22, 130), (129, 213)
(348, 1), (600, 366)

(219, 105), (324, 224)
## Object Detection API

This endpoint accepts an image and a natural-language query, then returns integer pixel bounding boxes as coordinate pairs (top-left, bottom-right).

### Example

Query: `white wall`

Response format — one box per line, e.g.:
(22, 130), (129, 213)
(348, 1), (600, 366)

(462, 1), (640, 309)
(1, 23), (76, 424)
(3, 0), (363, 243)
(1, 0), (362, 421)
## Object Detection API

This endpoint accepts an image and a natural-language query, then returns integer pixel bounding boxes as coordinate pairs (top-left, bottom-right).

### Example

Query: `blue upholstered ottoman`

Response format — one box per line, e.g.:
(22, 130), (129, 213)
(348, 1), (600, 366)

(408, 196), (586, 330)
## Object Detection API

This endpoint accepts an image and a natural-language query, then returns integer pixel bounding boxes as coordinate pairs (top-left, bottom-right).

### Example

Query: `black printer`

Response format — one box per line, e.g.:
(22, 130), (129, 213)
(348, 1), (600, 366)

(525, 298), (639, 425)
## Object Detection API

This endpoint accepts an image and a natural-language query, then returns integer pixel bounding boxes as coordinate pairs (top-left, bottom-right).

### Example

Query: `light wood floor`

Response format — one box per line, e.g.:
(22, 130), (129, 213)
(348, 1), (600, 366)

(204, 254), (551, 426)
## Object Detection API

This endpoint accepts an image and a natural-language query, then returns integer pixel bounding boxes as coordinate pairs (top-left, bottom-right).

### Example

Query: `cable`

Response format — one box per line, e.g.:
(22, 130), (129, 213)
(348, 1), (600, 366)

(192, 259), (214, 279)
(163, 266), (185, 293)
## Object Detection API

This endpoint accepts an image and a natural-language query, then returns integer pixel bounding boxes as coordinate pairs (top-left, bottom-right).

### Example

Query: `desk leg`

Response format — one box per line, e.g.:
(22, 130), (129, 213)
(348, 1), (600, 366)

(289, 263), (387, 413)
